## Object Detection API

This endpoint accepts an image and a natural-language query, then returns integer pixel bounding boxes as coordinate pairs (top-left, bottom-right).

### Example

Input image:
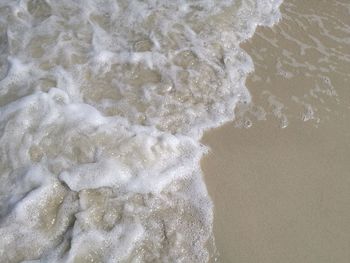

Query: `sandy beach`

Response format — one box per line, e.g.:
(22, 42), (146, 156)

(203, 0), (350, 262)
(0, 0), (348, 261)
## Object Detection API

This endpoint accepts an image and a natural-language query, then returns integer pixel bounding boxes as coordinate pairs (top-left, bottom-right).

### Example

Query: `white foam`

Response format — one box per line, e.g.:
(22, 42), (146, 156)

(0, 0), (283, 261)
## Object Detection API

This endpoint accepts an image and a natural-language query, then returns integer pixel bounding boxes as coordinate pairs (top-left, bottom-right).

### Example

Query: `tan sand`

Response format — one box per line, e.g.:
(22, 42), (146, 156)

(203, 0), (350, 262)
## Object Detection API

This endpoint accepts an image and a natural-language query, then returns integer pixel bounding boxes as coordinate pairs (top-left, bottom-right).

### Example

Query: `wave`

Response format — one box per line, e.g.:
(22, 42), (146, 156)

(0, 0), (282, 262)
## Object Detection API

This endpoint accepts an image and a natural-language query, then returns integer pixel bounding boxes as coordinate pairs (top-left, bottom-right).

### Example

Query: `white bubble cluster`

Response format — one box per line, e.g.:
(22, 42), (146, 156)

(0, 0), (282, 261)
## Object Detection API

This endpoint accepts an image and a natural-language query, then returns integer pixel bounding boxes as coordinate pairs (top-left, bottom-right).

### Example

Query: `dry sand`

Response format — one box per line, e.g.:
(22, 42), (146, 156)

(203, 0), (350, 262)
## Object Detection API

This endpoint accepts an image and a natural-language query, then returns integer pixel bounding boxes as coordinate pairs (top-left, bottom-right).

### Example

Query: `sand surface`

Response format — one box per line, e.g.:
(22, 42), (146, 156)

(202, 0), (350, 262)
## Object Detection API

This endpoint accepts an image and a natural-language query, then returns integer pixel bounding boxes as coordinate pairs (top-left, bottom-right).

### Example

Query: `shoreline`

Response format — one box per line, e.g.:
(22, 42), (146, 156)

(202, 0), (350, 261)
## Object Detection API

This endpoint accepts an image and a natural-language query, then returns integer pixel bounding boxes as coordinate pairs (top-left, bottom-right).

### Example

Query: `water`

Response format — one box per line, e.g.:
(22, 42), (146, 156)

(0, 0), (283, 262)
(203, 0), (350, 261)
(234, 0), (350, 130)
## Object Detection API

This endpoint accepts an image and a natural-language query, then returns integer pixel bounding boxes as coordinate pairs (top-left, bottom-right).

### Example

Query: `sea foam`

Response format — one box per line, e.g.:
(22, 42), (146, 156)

(0, 0), (282, 262)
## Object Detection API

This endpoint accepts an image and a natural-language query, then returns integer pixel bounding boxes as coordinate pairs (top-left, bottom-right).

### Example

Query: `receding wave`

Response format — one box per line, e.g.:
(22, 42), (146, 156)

(0, 0), (282, 262)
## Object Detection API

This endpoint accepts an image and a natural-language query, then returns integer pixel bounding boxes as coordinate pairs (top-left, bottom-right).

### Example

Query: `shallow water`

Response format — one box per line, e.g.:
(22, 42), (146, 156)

(0, 0), (283, 262)
(234, 0), (350, 128)
(203, 0), (350, 262)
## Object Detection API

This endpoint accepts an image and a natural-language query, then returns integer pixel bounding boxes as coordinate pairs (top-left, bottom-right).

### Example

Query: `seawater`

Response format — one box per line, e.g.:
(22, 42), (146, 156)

(0, 0), (282, 262)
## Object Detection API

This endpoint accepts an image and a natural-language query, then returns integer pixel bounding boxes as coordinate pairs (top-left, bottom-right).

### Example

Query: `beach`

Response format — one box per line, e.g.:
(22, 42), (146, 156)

(0, 0), (349, 261)
(203, 0), (350, 262)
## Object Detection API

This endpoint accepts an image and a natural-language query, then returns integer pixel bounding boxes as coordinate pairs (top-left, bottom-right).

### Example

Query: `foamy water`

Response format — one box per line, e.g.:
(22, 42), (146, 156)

(0, 0), (282, 262)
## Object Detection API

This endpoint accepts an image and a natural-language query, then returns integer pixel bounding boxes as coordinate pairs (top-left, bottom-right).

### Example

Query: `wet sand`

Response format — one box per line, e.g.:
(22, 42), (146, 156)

(203, 0), (350, 262)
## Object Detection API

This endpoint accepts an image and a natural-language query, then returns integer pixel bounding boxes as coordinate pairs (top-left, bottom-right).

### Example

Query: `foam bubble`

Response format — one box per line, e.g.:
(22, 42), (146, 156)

(0, 0), (283, 261)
